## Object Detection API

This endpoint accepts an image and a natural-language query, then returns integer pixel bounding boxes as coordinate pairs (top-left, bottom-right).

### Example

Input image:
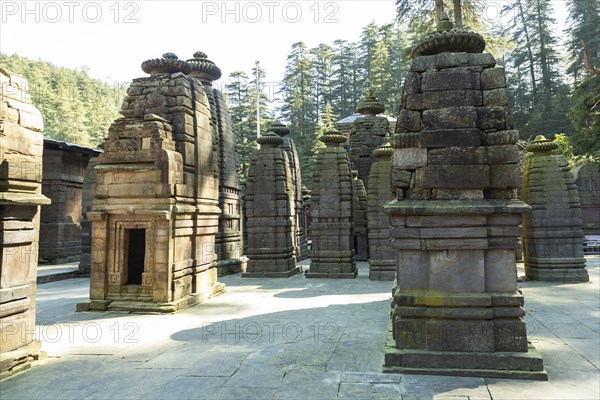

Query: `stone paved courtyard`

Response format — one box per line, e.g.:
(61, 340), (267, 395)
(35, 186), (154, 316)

(1, 257), (598, 400)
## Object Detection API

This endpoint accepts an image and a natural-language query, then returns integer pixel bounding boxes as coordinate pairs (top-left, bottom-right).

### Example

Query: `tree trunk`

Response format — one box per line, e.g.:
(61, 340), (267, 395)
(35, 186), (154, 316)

(517, 0), (538, 100)
(453, 0), (463, 27)
(535, 0), (552, 93)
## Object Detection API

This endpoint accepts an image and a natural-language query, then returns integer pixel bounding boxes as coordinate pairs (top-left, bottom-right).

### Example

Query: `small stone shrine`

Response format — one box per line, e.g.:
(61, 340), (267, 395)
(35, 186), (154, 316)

(347, 91), (389, 188)
(367, 136), (395, 280)
(307, 129), (356, 278)
(187, 51), (244, 276)
(572, 160), (600, 237)
(383, 14), (547, 379)
(39, 139), (100, 263)
(302, 185), (312, 241)
(1, 69), (50, 377)
(243, 131), (300, 277)
(78, 53), (223, 313)
(521, 135), (589, 282)
(270, 122), (309, 260)
(351, 170), (369, 261)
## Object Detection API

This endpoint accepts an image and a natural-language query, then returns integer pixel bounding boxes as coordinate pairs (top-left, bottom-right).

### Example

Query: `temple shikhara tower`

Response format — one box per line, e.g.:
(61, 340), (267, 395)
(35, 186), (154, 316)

(78, 53), (224, 312)
(383, 14), (547, 379)
(307, 129), (356, 278)
(243, 131), (300, 277)
(521, 135), (589, 282)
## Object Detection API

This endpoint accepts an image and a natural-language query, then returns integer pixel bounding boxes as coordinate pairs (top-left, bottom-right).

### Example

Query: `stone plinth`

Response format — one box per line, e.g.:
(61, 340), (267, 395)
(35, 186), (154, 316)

(521, 136), (589, 282)
(383, 20), (546, 379)
(39, 139), (100, 264)
(1, 69), (51, 378)
(79, 155), (100, 275)
(243, 132), (300, 278)
(77, 54), (223, 313)
(271, 122), (309, 261)
(367, 137), (395, 280)
(352, 170), (369, 261)
(307, 129), (356, 278)
(188, 52), (244, 276)
(572, 160), (600, 237)
(348, 92), (389, 188)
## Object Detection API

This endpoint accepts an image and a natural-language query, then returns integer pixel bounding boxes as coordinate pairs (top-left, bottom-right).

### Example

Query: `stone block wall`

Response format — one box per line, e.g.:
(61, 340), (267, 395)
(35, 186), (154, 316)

(39, 140), (100, 264)
(0, 68), (50, 377)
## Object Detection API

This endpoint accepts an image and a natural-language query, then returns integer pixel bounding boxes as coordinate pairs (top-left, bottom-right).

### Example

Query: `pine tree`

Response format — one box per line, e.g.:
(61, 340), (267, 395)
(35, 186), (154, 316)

(565, 0), (600, 83)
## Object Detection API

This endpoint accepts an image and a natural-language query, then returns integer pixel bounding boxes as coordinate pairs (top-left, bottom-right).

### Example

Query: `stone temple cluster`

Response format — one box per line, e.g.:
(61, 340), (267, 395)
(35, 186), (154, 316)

(1, 14), (598, 381)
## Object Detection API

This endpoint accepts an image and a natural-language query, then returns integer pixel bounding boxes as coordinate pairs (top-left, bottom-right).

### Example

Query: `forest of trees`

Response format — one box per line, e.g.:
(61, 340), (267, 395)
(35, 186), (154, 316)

(0, 53), (126, 148)
(224, 0), (599, 185)
(1, 1), (597, 188)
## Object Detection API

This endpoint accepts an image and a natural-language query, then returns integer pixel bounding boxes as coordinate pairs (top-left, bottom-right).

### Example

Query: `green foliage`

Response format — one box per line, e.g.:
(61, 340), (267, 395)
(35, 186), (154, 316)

(0, 52), (126, 147)
(568, 74), (600, 158)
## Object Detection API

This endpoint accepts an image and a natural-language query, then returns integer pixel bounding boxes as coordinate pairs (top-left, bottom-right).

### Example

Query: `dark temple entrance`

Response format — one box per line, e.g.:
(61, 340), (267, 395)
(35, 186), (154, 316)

(126, 229), (146, 284)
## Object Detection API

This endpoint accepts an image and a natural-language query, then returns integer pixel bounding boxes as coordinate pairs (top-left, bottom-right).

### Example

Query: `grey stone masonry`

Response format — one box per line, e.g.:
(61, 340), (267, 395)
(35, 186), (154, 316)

(352, 170), (369, 261)
(307, 129), (357, 278)
(521, 136), (589, 282)
(347, 91), (389, 188)
(77, 53), (223, 313)
(79, 155), (100, 275)
(243, 132), (300, 278)
(188, 51), (244, 276)
(39, 139), (100, 264)
(572, 160), (600, 237)
(1, 68), (51, 378)
(270, 122), (309, 261)
(367, 136), (395, 280)
(384, 16), (546, 380)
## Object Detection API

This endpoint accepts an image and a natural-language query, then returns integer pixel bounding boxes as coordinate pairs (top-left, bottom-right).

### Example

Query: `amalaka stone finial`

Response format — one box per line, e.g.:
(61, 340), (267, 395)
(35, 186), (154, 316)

(302, 185), (311, 197)
(356, 90), (385, 116)
(411, 11), (486, 58)
(269, 122), (290, 137)
(526, 135), (558, 154)
(320, 128), (347, 146)
(141, 52), (192, 76)
(373, 135), (393, 158)
(257, 131), (284, 147)
(352, 170), (359, 179)
(187, 51), (222, 83)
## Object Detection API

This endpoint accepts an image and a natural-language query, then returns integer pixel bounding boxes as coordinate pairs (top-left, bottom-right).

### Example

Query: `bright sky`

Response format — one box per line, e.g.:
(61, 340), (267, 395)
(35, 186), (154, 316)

(1, 0), (569, 101)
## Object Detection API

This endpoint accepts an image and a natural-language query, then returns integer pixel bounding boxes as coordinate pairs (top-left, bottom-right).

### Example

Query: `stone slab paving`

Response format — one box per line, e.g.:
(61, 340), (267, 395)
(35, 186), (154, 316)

(1, 258), (598, 399)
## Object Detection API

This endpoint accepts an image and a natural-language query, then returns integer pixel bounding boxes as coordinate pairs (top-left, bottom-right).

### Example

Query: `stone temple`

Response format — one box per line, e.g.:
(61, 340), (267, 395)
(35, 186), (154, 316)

(77, 53), (224, 313)
(383, 15), (547, 379)
(270, 122), (309, 261)
(307, 128), (357, 278)
(1, 69), (50, 376)
(521, 135), (589, 282)
(243, 131), (300, 277)
(572, 160), (600, 238)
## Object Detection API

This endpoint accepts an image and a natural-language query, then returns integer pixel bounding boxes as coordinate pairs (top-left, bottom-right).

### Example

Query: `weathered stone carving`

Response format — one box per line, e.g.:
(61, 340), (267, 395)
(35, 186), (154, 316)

(243, 132), (300, 277)
(351, 170), (368, 261)
(572, 160), (600, 237)
(1, 68), (51, 378)
(307, 129), (356, 278)
(188, 51), (244, 275)
(347, 91), (389, 189)
(77, 54), (223, 313)
(270, 122), (309, 260)
(521, 136), (589, 282)
(383, 18), (547, 379)
(367, 136), (395, 280)
(39, 139), (100, 264)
